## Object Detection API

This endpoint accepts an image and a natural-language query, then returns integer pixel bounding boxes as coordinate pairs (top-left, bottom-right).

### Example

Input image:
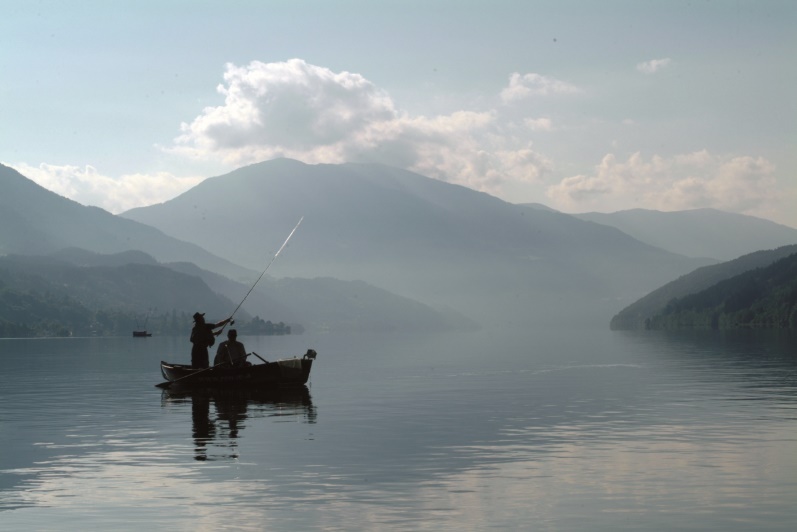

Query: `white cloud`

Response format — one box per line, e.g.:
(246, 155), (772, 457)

(500, 72), (581, 103)
(10, 162), (203, 214)
(169, 59), (556, 196)
(171, 59), (397, 164)
(636, 57), (672, 74)
(13, 59), (790, 226)
(9, 61), (566, 212)
(546, 150), (783, 218)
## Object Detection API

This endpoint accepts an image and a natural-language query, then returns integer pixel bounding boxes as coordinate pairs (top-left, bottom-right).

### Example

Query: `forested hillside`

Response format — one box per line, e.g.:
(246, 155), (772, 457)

(0, 254), (238, 337)
(644, 253), (797, 330)
(611, 244), (797, 329)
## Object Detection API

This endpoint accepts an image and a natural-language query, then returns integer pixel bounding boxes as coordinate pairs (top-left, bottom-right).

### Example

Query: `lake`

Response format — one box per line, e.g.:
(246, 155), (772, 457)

(1, 327), (795, 530)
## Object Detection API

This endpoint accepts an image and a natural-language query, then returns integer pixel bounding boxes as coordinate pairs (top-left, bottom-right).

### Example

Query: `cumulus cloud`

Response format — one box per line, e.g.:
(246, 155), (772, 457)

(169, 59), (558, 195)
(546, 150), (781, 218)
(8, 62), (568, 212)
(11, 163), (203, 214)
(636, 58), (672, 74)
(171, 59), (397, 163)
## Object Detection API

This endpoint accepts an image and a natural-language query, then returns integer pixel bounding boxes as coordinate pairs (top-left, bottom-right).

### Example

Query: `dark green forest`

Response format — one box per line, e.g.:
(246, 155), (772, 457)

(610, 244), (797, 330)
(646, 253), (797, 330)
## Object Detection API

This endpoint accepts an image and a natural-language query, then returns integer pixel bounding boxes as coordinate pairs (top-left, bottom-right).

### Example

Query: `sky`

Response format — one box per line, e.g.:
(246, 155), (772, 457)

(2, 0), (795, 227)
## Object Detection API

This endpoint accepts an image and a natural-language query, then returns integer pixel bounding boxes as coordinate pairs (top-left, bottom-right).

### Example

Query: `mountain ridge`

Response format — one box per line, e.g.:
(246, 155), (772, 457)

(123, 158), (713, 325)
(575, 208), (797, 261)
(0, 163), (253, 280)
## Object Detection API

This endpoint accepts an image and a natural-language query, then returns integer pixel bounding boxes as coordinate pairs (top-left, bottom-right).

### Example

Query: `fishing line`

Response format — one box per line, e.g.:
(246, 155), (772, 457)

(226, 216), (304, 325)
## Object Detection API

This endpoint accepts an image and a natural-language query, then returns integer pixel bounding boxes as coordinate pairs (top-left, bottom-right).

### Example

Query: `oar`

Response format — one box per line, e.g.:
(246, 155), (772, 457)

(156, 363), (218, 389)
(155, 352), (254, 389)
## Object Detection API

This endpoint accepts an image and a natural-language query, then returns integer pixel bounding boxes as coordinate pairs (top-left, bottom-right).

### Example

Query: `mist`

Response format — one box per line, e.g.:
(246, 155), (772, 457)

(121, 158), (714, 330)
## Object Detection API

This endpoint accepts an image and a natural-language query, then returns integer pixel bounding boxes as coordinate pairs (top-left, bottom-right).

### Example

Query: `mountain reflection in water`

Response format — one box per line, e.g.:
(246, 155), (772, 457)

(161, 386), (316, 461)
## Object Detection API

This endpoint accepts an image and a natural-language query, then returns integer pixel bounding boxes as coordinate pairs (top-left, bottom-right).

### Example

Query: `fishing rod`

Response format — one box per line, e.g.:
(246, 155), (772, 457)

(222, 216), (304, 331)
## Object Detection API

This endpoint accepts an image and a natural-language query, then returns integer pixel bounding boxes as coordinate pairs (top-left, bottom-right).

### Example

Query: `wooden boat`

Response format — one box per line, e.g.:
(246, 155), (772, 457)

(158, 349), (316, 388)
(133, 330), (152, 337)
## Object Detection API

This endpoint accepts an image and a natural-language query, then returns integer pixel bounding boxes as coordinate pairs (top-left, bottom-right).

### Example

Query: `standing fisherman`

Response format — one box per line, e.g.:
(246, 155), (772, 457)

(190, 312), (232, 368)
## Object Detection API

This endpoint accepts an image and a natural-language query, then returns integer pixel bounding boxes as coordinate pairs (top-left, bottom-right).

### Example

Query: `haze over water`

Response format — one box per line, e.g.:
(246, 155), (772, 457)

(1, 327), (795, 530)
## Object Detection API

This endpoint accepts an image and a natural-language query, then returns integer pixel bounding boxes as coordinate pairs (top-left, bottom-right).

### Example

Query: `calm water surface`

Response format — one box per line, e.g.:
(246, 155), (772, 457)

(1, 328), (795, 530)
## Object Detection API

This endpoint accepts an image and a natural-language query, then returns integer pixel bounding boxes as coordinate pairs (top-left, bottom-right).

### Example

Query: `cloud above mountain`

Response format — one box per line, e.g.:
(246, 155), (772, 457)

(7, 58), (792, 226)
(13, 163), (203, 214)
(163, 59), (787, 222)
(547, 150), (785, 220)
(168, 59), (558, 194)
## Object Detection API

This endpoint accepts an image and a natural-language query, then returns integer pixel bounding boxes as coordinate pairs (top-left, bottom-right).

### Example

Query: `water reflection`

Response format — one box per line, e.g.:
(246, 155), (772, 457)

(161, 386), (316, 461)
(616, 329), (797, 407)
(2, 332), (796, 530)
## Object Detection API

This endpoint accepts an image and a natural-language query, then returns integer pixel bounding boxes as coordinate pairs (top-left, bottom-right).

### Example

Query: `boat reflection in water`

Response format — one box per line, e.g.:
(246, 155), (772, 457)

(161, 385), (316, 461)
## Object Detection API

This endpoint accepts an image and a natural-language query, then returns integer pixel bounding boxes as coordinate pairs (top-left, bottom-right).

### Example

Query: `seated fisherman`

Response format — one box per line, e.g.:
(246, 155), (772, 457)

(214, 329), (250, 368)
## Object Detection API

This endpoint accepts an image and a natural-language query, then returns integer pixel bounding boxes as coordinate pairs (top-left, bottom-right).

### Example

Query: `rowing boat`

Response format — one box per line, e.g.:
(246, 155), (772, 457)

(159, 349), (316, 388)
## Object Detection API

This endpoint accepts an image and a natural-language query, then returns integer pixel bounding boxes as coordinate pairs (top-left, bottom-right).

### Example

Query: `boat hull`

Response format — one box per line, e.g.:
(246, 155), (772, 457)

(160, 358), (313, 388)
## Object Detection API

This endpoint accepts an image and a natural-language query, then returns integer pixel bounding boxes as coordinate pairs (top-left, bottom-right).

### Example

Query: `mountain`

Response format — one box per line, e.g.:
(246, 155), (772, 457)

(0, 163), (252, 280)
(122, 158), (712, 326)
(644, 252), (797, 329)
(1, 164), (474, 334)
(574, 208), (797, 261)
(610, 244), (797, 330)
